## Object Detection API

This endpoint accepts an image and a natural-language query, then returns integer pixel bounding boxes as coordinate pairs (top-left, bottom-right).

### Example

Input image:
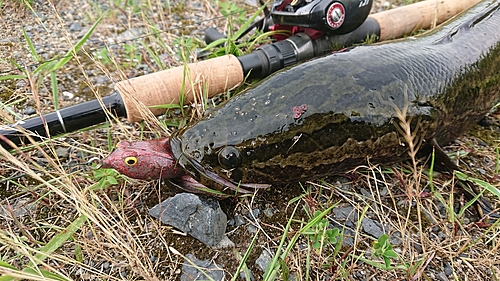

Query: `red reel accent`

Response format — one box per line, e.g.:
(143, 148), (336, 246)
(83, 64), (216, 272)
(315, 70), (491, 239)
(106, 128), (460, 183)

(270, 24), (325, 41)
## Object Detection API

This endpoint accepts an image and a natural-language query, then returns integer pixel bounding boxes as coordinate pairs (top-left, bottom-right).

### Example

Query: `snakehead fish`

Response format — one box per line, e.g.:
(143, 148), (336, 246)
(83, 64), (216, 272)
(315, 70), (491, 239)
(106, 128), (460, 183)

(104, 0), (500, 196)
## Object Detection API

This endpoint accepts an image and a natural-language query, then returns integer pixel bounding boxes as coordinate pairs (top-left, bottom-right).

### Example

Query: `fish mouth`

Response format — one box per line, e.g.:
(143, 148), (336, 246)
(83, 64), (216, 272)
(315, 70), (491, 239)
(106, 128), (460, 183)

(169, 136), (270, 197)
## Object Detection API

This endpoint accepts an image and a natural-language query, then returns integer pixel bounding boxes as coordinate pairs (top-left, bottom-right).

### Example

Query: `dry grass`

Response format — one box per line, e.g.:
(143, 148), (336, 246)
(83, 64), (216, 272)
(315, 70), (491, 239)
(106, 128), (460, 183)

(1, 0), (500, 280)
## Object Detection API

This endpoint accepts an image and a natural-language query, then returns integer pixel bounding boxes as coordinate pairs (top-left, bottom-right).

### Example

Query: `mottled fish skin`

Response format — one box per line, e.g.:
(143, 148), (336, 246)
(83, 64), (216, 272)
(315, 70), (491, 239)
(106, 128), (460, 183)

(102, 138), (185, 180)
(170, 1), (500, 191)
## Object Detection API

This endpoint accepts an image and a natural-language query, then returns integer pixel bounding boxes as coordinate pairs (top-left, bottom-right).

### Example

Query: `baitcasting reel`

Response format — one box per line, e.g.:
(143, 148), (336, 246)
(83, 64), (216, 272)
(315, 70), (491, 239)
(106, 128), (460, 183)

(203, 0), (374, 80)
(205, 0), (373, 43)
(270, 0), (373, 38)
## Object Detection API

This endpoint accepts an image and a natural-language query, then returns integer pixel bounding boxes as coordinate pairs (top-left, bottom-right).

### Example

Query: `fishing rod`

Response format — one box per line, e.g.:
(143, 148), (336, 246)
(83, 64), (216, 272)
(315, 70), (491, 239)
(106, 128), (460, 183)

(0, 0), (482, 149)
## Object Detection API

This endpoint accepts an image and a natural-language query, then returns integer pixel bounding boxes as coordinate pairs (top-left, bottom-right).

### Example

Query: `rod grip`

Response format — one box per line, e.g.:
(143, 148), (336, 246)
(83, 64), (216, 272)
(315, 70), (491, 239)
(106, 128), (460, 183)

(115, 54), (244, 123)
(370, 0), (482, 41)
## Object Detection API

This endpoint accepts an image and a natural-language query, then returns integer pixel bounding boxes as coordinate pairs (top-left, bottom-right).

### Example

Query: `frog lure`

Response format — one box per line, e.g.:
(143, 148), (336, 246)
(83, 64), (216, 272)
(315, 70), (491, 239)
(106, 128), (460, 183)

(103, 0), (500, 199)
(102, 138), (270, 196)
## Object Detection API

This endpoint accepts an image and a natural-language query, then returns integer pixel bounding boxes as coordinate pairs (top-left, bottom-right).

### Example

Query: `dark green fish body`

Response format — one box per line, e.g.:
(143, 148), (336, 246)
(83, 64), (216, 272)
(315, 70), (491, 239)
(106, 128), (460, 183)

(171, 0), (500, 191)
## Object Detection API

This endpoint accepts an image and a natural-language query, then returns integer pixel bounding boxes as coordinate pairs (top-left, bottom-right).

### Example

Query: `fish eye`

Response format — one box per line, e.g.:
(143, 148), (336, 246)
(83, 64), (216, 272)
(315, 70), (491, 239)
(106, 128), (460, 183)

(218, 146), (241, 169)
(125, 156), (137, 166)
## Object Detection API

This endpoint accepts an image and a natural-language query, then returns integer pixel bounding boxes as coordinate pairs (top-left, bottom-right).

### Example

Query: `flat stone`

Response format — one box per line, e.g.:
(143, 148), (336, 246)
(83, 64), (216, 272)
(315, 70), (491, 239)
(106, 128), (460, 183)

(361, 217), (387, 239)
(149, 193), (232, 248)
(181, 254), (224, 281)
(0, 198), (37, 218)
(332, 206), (357, 222)
(23, 106), (36, 116)
(69, 22), (82, 32)
(116, 28), (142, 42)
(255, 248), (273, 272)
(55, 147), (69, 159)
(263, 207), (275, 218)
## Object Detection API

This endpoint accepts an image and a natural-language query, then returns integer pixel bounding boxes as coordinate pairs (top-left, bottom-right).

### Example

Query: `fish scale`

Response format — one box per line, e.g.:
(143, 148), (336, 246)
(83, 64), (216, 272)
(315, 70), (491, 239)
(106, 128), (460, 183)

(103, 0), (500, 197)
(170, 0), (500, 191)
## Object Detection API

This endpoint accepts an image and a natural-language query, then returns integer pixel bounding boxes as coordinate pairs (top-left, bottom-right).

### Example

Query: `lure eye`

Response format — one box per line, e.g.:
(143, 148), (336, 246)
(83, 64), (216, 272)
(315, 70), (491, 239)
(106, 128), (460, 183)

(125, 156), (137, 166)
(218, 146), (242, 169)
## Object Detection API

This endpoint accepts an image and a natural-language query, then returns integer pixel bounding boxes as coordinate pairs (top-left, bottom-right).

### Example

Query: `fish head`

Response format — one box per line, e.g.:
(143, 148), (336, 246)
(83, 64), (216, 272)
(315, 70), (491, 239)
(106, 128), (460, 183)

(102, 138), (185, 180)
(169, 90), (311, 195)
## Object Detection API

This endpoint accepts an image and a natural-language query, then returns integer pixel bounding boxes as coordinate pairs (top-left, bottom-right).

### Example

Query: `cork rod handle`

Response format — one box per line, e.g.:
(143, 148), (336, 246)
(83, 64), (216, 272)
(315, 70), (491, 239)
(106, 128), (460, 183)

(370, 0), (482, 41)
(115, 55), (244, 123)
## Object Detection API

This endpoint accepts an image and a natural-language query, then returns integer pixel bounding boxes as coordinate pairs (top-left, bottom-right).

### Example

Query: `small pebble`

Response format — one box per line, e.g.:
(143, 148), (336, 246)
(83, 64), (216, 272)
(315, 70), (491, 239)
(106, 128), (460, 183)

(247, 208), (260, 220)
(246, 224), (257, 234)
(444, 263), (453, 276)
(101, 262), (109, 270)
(263, 207), (275, 218)
(69, 22), (82, 32)
(55, 147), (69, 159)
(23, 106), (36, 115)
(255, 249), (273, 272)
(62, 91), (75, 100)
(436, 272), (448, 281)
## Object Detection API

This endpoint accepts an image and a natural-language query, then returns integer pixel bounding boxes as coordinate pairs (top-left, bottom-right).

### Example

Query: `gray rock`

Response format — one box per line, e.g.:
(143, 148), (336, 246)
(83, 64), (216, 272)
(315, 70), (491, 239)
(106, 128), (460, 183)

(23, 106), (36, 115)
(361, 217), (386, 239)
(149, 193), (233, 248)
(263, 207), (275, 218)
(246, 224), (258, 234)
(69, 22), (82, 32)
(247, 208), (260, 220)
(332, 206), (357, 222)
(359, 188), (373, 198)
(234, 215), (246, 227)
(331, 221), (355, 247)
(239, 268), (255, 281)
(0, 199), (37, 218)
(255, 248), (273, 272)
(117, 28), (142, 42)
(181, 254), (224, 281)
(435, 271), (448, 281)
(94, 75), (108, 86)
(55, 147), (69, 159)
(389, 231), (402, 245)
(334, 176), (351, 191)
(444, 262), (453, 276)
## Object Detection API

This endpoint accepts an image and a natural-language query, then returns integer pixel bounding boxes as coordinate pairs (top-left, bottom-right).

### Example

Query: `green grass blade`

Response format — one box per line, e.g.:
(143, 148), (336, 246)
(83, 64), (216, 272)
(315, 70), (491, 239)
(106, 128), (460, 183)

(24, 268), (70, 281)
(262, 202), (300, 281)
(455, 170), (500, 198)
(0, 75), (27, 81)
(50, 71), (59, 110)
(50, 15), (103, 72)
(30, 214), (87, 266)
(22, 26), (40, 62)
(231, 230), (259, 281)
(149, 103), (182, 109)
(263, 202), (338, 280)
(230, 3), (267, 42)
(140, 41), (164, 70)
